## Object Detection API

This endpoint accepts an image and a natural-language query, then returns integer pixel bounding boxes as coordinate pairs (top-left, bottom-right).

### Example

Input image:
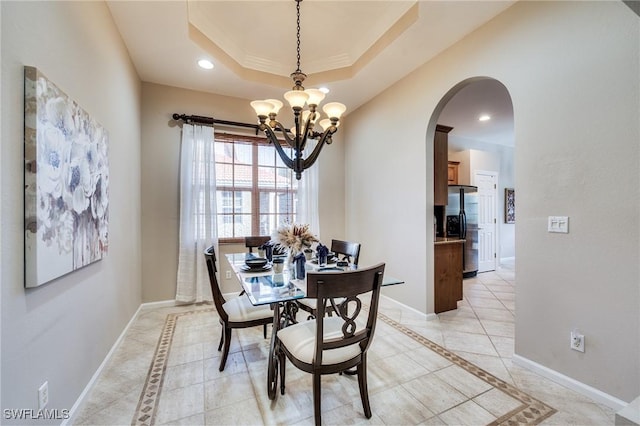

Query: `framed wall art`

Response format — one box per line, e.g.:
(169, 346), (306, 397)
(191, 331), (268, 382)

(24, 66), (109, 288)
(505, 188), (515, 224)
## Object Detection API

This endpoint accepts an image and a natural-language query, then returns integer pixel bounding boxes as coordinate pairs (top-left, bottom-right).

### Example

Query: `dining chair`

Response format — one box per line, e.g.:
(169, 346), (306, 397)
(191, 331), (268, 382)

(297, 239), (362, 318)
(330, 239), (361, 265)
(276, 263), (386, 426)
(245, 235), (271, 253)
(204, 246), (273, 371)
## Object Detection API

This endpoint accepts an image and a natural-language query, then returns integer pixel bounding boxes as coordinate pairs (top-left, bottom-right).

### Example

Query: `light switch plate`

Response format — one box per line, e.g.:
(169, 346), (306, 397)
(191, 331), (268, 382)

(548, 216), (569, 233)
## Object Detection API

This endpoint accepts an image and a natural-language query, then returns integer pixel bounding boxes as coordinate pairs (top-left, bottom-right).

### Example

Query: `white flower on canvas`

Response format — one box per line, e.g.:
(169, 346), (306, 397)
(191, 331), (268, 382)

(37, 124), (69, 199)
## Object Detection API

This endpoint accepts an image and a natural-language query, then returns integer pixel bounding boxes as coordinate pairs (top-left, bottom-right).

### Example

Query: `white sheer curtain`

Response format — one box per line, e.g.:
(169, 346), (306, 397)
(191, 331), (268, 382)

(176, 124), (217, 304)
(296, 140), (321, 239)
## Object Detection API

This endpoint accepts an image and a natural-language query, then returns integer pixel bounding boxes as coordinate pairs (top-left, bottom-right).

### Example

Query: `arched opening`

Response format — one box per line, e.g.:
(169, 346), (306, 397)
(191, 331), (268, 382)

(427, 77), (515, 314)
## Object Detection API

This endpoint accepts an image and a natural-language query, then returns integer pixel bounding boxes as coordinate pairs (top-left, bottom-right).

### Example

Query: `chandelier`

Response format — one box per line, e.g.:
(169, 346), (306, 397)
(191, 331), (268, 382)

(250, 0), (346, 180)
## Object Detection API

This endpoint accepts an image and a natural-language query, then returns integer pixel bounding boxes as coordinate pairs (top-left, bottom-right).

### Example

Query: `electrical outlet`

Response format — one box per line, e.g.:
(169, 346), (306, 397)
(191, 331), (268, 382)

(225, 270), (232, 279)
(570, 330), (585, 352)
(38, 381), (49, 409)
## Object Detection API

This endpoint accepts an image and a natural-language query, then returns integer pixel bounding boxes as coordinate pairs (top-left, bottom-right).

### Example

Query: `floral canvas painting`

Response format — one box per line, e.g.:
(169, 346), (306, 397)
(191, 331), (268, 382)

(24, 66), (109, 288)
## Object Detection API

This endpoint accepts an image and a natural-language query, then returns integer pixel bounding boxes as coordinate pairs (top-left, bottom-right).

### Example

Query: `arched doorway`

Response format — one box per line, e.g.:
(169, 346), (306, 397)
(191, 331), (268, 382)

(428, 77), (515, 311)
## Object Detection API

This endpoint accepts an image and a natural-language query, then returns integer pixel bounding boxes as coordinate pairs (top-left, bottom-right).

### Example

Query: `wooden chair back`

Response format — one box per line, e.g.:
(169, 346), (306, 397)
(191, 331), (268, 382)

(204, 246), (228, 322)
(245, 236), (271, 253)
(306, 263), (385, 365)
(330, 239), (361, 265)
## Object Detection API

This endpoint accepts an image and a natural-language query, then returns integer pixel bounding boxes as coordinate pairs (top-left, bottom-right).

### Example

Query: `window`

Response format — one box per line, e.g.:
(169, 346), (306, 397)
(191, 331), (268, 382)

(214, 133), (298, 242)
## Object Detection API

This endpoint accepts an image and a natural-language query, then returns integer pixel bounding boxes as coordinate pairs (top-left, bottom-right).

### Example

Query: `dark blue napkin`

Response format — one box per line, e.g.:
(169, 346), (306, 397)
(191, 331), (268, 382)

(316, 243), (329, 265)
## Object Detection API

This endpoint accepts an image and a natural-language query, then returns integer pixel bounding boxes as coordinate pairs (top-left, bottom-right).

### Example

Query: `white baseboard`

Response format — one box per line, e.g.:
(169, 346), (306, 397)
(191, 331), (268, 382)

(140, 299), (177, 310)
(512, 354), (628, 411)
(380, 294), (438, 321)
(64, 303), (146, 425)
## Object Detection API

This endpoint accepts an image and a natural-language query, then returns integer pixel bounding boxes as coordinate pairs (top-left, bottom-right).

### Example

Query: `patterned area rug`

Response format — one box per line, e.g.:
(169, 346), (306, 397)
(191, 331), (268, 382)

(131, 308), (556, 425)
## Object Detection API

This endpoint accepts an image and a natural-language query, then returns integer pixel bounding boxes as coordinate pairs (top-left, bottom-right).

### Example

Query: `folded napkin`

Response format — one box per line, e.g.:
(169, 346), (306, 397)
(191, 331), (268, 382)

(293, 252), (306, 279)
(316, 243), (329, 265)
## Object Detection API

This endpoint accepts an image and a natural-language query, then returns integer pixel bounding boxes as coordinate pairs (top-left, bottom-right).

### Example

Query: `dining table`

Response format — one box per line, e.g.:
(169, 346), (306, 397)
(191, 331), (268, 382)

(225, 251), (404, 400)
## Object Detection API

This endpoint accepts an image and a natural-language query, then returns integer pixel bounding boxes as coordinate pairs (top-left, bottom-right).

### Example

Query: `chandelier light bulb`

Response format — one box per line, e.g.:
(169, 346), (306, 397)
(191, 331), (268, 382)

(304, 89), (326, 106)
(319, 119), (332, 131)
(322, 102), (347, 120)
(251, 100), (275, 117)
(284, 90), (309, 109)
(265, 99), (284, 115)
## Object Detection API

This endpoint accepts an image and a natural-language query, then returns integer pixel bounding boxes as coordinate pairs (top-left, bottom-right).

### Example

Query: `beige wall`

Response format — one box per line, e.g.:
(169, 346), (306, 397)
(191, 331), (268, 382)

(346, 1), (638, 402)
(140, 82), (346, 300)
(0, 0), (141, 417)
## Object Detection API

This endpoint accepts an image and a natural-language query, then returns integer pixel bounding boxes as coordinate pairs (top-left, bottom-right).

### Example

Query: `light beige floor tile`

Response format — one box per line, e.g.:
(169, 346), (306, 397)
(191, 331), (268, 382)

(405, 324), (445, 347)
(442, 330), (499, 357)
(167, 342), (204, 367)
(402, 374), (468, 414)
(438, 399), (496, 425)
(437, 305), (477, 320)
(164, 360), (204, 391)
(74, 388), (141, 425)
(369, 385), (436, 424)
(203, 351), (247, 381)
(540, 399), (615, 425)
(479, 319), (515, 337)
(492, 291), (515, 301)
(434, 364), (493, 398)
(416, 415), (447, 425)
(489, 335), (514, 358)
(467, 296), (508, 310)
(204, 395), (264, 425)
(472, 388), (523, 417)
(203, 373), (255, 411)
(321, 402), (385, 425)
(472, 306), (515, 322)
(463, 288), (496, 299)
(484, 283), (515, 294)
(404, 346), (453, 372)
(369, 352), (431, 385)
(154, 382), (204, 424)
(438, 316), (486, 335)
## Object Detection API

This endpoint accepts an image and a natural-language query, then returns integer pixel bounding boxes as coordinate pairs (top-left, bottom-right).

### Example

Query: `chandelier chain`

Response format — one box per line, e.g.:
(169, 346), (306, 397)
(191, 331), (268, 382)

(295, 0), (301, 73)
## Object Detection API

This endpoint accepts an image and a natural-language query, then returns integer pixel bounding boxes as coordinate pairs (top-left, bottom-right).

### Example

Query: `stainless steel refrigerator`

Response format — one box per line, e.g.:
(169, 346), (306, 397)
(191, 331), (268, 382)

(445, 185), (479, 278)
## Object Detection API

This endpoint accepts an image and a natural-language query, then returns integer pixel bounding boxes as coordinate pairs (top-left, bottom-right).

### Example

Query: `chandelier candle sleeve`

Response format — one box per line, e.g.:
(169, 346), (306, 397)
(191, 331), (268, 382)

(250, 0), (346, 180)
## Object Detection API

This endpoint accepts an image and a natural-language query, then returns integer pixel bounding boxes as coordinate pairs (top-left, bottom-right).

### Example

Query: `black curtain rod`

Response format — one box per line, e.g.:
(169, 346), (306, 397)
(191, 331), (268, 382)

(172, 113), (260, 134)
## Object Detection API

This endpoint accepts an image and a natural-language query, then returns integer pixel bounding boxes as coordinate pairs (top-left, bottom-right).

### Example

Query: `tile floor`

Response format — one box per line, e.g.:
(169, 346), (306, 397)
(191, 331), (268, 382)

(72, 263), (616, 425)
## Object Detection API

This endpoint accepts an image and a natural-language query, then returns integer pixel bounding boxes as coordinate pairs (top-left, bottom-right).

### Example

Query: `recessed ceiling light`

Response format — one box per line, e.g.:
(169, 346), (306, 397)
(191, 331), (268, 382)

(478, 114), (491, 122)
(198, 59), (214, 70)
(319, 87), (330, 94)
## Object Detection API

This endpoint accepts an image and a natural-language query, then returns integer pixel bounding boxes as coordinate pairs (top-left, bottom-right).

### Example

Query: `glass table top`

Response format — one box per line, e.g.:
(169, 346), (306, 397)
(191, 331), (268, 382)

(225, 252), (404, 306)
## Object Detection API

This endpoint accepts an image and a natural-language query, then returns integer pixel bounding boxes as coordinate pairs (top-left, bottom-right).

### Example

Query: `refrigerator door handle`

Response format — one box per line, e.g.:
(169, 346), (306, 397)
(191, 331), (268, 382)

(461, 211), (467, 239)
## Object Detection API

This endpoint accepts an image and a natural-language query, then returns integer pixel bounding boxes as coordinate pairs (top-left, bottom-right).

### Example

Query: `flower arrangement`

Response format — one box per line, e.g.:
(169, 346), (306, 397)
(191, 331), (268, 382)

(273, 222), (318, 255)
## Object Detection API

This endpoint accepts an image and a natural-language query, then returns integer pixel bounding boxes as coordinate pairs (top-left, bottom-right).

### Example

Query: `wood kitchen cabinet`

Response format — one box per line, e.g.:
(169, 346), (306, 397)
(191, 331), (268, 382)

(434, 124), (453, 206)
(448, 161), (459, 185)
(434, 239), (463, 313)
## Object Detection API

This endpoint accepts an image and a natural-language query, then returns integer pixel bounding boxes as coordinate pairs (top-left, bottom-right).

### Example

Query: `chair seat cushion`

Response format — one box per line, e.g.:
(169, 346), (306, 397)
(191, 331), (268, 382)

(277, 317), (361, 365)
(223, 296), (272, 323)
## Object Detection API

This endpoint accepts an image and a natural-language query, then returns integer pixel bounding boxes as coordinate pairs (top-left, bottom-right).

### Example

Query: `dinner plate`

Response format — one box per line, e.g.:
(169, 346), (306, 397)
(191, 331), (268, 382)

(240, 264), (272, 272)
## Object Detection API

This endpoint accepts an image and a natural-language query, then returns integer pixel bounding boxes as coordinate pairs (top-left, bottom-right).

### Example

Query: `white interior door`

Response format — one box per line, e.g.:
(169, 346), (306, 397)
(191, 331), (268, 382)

(474, 171), (498, 273)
